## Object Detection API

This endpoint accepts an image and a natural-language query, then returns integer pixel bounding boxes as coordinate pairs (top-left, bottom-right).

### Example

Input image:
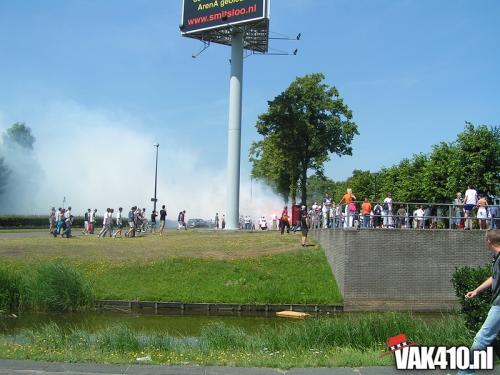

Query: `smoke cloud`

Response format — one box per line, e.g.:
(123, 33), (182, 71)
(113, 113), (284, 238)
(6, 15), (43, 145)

(0, 101), (284, 223)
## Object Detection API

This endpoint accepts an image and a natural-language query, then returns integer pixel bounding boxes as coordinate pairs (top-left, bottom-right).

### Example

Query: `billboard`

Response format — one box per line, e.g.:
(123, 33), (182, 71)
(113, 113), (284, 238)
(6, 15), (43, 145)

(181, 0), (268, 35)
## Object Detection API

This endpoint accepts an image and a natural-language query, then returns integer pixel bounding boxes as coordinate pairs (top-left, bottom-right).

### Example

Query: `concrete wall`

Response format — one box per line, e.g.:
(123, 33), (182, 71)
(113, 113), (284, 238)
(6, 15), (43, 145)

(312, 229), (491, 312)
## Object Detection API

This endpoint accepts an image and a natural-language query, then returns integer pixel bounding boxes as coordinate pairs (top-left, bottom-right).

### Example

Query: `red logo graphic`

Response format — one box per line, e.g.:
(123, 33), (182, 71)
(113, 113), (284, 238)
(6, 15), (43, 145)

(382, 333), (416, 356)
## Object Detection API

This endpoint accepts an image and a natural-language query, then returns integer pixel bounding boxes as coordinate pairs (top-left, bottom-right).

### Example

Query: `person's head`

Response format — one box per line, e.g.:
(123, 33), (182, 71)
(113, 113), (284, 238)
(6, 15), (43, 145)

(162, 205), (165, 209)
(58, 207), (62, 211)
(387, 193), (392, 198)
(68, 206), (71, 210)
(51, 207), (55, 211)
(183, 210), (186, 213)
(419, 205), (423, 209)
(142, 208), (145, 212)
(364, 197), (368, 202)
(346, 188), (352, 194)
(486, 230), (500, 254)
(88, 208), (91, 212)
(94, 209), (97, 212)
(119, 207), (123, 212)
(301, 205), (306, 210)
(457, 192), (462, 197)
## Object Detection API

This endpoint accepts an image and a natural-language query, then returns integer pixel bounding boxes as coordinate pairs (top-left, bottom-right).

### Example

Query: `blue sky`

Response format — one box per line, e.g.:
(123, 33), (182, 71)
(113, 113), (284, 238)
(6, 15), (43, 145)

(0, 0), (498, 216)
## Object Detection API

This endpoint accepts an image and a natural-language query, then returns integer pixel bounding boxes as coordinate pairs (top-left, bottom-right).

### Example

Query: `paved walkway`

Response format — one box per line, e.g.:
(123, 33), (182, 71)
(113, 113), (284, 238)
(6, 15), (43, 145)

(1, 360), (499, 375)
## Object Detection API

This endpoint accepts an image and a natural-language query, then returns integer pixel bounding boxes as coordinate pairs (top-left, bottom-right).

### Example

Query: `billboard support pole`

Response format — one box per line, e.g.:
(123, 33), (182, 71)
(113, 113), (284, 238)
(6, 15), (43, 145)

(226, 30), (244, 230)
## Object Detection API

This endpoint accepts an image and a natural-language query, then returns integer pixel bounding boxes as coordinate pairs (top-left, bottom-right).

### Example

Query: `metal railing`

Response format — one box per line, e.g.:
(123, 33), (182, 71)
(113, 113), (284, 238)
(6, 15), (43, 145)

(308, 201), (500, 230)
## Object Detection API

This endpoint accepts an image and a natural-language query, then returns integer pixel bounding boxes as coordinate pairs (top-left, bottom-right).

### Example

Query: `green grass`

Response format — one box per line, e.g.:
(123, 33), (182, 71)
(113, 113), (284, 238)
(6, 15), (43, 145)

(0, 313), (472, 368)
(0, 231), (342, 305)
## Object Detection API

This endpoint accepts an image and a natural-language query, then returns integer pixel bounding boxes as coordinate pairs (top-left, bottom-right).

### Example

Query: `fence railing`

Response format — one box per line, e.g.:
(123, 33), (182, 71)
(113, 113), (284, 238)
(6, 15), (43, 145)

(309, 201), (500, 230)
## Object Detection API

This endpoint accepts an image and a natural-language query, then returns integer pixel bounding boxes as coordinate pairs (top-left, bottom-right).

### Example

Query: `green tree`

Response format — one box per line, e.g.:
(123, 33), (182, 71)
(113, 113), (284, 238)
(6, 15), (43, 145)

(250, 73), (358, 205)
(454, 123), (500, 197)
(2, 122), (35, 150)
(0, 158), (10, 195)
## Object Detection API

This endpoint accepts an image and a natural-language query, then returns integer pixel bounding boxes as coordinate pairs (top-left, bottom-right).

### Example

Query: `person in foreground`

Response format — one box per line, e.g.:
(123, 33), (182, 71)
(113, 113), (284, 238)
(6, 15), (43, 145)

(457, 229), (500, 375)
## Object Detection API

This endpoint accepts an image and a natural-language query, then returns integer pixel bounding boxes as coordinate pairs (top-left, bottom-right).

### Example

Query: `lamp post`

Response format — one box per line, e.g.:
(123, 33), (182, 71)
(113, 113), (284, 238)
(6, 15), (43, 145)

(371, 172), (379, 201)
(152, 144), (159, 214)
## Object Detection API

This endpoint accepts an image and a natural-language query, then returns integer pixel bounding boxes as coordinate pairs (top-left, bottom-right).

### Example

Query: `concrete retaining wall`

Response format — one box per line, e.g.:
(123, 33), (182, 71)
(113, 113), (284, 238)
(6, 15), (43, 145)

(312, 229), (491, 312)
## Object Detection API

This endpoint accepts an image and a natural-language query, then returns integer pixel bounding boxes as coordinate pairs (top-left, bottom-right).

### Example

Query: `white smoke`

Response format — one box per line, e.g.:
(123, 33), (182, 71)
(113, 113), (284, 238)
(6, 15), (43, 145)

(0, 101), (283, 222)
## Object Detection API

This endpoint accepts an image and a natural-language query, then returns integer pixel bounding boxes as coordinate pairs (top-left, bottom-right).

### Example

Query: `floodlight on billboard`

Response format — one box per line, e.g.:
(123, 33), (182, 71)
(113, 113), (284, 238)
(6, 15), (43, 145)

(180, 0), (270, 52)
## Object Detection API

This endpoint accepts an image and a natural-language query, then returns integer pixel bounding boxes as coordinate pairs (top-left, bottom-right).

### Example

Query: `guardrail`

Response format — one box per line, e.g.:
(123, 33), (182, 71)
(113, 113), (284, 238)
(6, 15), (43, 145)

(309, 201), (499, 230)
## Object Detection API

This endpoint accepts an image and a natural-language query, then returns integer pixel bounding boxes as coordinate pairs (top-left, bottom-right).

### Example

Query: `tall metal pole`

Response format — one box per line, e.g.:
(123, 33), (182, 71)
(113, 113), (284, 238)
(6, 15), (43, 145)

(226, 30), (244, 230)
(153, 143), (159, 214)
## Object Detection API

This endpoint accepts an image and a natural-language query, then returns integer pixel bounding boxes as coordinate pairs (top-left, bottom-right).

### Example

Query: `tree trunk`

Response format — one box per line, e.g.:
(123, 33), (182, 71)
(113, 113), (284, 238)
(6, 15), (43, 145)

(300, 166), (307, 206)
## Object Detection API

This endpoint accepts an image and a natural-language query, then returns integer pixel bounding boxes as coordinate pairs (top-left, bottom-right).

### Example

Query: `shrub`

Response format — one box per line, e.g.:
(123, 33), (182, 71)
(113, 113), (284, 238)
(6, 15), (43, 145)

(32, 261), (95, 312)
(452, 265), (492, 332)
(97, 324), (140, 352)
(0, 267), (22, 312)
(0, 215), (86, 228)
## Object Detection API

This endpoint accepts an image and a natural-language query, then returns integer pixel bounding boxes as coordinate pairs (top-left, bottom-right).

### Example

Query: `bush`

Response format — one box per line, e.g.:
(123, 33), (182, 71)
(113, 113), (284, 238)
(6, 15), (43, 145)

(0, 268), (22, 312)
(0, 215), (87, 228)
(97, 324), (140, 352)
(452, 265), (492, 332)
(32, 261), (95, 312)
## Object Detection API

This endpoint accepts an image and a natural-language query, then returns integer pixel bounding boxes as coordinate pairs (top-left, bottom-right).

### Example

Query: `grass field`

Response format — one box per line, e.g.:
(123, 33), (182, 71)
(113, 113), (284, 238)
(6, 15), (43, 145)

(0, 230), (342, 304)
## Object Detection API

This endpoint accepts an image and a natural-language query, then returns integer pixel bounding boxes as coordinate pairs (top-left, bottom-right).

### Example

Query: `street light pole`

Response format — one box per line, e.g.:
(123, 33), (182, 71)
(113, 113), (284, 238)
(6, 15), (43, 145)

(153, 144), (159, 214)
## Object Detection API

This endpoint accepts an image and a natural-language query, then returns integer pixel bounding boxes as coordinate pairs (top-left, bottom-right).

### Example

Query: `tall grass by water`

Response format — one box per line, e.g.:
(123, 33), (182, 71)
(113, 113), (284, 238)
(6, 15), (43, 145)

(0, 313), (472, 368)
(0, 261), (94, 313)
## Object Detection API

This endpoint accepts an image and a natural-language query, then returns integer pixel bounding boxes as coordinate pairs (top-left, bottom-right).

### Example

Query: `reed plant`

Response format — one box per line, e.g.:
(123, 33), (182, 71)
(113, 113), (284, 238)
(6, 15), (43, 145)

(29, 261), (95, 312)
(2, 313), (473, 368)
(0, 267), (22, 312)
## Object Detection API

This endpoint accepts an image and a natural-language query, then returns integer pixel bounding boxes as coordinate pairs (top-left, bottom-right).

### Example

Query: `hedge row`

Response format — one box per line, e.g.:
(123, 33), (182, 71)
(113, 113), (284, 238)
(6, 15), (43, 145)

(0, 215), (102, 229)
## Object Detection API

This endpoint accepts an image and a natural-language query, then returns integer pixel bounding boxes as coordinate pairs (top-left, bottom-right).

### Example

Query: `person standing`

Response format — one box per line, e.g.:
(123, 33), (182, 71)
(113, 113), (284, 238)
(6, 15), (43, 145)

(456, 230), (500, 375)
(415, 205), (425, 229)
(361, 197), (372, 229)
(113, 207), (123, 237)
(98, 208), (112, 237)
(159, 205), (167, 235)
(221, 214), (226, 229)
(453, 192), (464, 229)
(279, 206), (290, 235)
(89, 209), (97, 234)
(214, 213), (219, 230)
(150, 210), (158, 233)
(383, 193), (394, 228)
(82, 209), (91, 235)
(339, 188), (356, 228)
(125, 206), (136, 238)
(49, 207), (56, 234)
(322, 193), (333, 228)
(299, 205), (310, 247)
(464, 185), (478, 230)
(396, 206), (407, 229)
(477, 195), (489, 230)
(177, 210), (186, 230)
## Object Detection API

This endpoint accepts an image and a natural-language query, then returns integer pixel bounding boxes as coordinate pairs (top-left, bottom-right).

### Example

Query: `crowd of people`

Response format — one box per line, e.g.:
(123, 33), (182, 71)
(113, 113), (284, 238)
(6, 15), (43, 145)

(49, 204), (173, 238)
(275, 186), (499, 233)
(48, 184), (498, 239)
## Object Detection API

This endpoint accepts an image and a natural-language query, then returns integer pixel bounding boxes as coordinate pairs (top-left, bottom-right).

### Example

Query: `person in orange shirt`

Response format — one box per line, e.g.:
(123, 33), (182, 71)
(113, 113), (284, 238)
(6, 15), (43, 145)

(339, 188), (356, 228)
(361, 197), (372, 228)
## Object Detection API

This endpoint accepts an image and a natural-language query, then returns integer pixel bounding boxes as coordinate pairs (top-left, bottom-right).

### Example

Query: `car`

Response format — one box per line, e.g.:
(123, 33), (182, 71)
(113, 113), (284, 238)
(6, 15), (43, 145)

(187, 218), (209, 229)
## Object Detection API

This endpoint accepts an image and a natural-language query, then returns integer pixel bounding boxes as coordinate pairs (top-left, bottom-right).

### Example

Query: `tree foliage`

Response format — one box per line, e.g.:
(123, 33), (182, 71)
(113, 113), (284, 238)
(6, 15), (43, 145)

(0, 158), (10, 195)
(2, 122), (36, 150)
(307, 123), (500, 204)
(249, 73), (358, 204)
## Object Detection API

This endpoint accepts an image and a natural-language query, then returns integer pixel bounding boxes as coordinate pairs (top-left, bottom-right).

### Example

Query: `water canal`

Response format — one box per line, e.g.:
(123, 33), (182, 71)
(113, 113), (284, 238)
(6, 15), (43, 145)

(0, 309), (449, 336)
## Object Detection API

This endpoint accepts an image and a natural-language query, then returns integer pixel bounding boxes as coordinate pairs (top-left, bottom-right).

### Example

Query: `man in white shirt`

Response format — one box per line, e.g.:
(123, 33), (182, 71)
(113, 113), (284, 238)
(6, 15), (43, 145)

(383, 193), (394, 228)
(415, 206), (425, 229)
(464, 185), (478, 230)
